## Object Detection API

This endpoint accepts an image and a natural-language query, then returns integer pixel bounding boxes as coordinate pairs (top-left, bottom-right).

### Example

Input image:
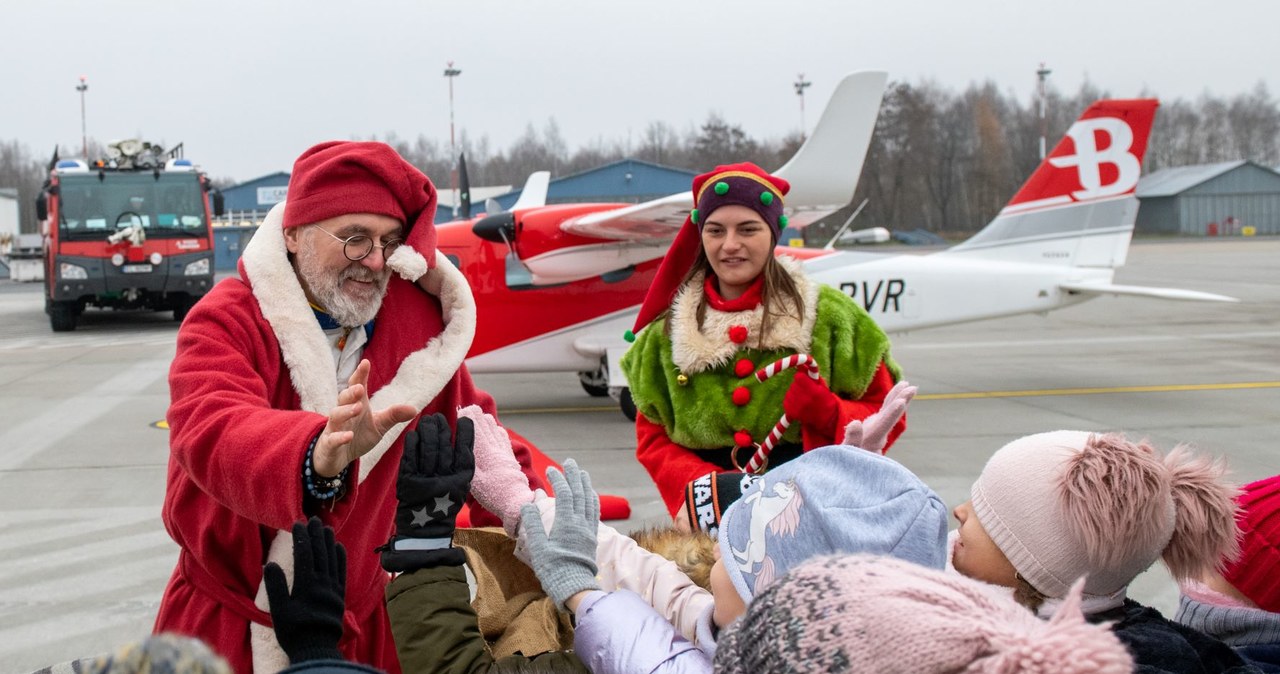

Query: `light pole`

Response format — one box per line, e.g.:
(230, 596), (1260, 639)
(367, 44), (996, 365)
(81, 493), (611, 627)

(444, 61), (462, 217)
(1036, 63), (1052, 160)
(76, 75), (89, 160)
(794, 74), (812, 139)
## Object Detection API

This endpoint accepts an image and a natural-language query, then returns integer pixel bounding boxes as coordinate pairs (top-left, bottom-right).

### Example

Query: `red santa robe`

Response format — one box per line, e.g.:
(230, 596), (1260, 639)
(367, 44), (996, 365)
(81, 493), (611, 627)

(154, 203), (534, 673)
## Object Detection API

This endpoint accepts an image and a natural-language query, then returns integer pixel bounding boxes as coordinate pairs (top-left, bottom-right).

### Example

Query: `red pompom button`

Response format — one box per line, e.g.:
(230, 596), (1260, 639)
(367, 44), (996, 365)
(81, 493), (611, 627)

(728, 325), (748, 344)
(732, 386), (751, 406)
(734, 358), (754, 378)
(734, 430), (753, 447)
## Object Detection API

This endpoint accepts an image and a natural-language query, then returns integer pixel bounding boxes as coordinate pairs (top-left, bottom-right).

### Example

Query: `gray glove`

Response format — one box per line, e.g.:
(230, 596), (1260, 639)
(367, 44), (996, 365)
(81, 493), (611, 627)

(519, 459), (600, 609)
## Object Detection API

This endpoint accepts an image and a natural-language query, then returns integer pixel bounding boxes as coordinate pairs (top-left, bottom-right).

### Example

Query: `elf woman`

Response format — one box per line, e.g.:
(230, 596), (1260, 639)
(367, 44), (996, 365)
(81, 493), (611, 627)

(620, 162), (908, 530)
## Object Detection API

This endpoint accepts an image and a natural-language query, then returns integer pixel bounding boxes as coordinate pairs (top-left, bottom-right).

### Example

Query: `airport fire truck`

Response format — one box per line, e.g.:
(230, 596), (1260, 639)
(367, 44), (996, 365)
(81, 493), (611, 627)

(37, 140), (224, 331)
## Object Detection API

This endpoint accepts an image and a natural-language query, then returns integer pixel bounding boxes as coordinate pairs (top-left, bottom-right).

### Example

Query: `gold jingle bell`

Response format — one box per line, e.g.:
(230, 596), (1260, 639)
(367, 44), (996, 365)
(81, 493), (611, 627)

(676, 372), (689, 386)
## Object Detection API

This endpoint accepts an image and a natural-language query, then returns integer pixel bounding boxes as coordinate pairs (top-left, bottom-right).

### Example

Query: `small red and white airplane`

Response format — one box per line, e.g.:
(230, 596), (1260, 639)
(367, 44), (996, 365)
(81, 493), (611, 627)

(434, 72), (1235, 417)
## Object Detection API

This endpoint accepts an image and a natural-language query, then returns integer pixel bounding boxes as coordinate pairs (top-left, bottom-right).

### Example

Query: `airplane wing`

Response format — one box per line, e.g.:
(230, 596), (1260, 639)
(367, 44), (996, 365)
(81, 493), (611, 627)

(1059, 281), (1239, 302)
(560, 70), (888, 242)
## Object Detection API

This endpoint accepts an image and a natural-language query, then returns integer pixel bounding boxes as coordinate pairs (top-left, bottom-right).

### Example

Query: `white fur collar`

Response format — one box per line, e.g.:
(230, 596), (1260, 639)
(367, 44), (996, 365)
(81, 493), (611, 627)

(669, 255), (819, 374)
(241, 202), (476, 673)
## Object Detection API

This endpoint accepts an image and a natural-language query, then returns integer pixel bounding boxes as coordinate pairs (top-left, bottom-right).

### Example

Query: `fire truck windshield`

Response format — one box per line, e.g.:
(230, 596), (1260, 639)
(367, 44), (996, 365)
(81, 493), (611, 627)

(58, 172), (207, 239)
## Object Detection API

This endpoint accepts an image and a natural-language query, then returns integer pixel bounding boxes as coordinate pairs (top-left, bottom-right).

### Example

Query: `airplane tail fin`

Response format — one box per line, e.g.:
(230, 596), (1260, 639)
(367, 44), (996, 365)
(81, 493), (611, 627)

(511, 171), (551, 211)
(776, 71), (888, 219)
(940, 99), (1159, 268)
(458, 153), (472, 219)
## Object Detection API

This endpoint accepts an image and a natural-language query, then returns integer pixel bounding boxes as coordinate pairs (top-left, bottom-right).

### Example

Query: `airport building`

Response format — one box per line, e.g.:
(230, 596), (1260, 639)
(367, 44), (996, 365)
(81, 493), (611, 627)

(481, 158), (696, 215)
(218, 171), (291, 225)
(1136, 161), (1280, 236)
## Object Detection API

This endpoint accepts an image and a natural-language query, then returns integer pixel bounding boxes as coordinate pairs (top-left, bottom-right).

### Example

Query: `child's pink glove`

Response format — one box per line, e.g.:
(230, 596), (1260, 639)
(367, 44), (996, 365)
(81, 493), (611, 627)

(457, 405), (535, 536)
(841, 380), (916, 454)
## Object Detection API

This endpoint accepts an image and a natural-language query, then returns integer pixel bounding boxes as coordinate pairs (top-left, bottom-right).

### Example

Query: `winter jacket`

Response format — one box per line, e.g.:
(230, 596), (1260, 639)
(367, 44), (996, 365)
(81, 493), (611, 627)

(1176, 594), (1280, 672)
(621, 257), (903, 514)
(572, 590), (714, 674)
(525, 493), (714, 643)
(386, 565), (590, 674)
(1091, 599), (1264, 674)
(155, 205), (536, 673)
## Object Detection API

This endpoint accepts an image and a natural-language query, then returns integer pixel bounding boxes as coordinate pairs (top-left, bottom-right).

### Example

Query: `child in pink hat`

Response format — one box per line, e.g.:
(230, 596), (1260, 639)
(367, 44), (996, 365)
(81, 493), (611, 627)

(951, 430), (1258, 673)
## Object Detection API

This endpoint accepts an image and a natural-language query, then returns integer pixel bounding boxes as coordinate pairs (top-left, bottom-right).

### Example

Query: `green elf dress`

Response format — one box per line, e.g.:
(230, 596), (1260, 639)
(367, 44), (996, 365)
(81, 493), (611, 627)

(621, 254), (903, 517)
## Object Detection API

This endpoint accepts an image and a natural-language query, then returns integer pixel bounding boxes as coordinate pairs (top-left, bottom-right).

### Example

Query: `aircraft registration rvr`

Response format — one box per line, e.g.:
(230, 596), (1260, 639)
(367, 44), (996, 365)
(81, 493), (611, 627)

(432, 71), (1235, 418)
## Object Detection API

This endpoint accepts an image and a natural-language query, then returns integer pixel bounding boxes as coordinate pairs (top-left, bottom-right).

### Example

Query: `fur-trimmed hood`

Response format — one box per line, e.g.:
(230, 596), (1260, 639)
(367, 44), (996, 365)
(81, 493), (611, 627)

(239, 201), (476, 673)
(668, 255), (820, 375)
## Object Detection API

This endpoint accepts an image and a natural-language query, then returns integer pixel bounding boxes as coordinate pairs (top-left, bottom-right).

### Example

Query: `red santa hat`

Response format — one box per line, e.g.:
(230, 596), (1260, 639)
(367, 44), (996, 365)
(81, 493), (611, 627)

(630, 162), (789, 335)
(283, 141), (438, 278)
(1222, 474), (1280, 612)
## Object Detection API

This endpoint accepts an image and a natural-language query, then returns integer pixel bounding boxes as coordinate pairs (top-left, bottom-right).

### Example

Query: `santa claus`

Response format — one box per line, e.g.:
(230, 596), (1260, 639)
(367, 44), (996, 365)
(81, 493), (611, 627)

(154, 141), (537, 673)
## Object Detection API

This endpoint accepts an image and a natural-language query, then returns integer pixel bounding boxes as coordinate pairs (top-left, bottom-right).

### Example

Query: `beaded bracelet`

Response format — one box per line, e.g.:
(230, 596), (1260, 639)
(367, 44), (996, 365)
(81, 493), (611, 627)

(304, 433), (348, 500)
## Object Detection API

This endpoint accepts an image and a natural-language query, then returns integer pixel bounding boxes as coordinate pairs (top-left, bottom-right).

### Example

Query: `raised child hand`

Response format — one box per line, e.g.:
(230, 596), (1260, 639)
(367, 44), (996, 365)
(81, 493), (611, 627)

(380, 413), (474, 572)
(264, 517), (347, 664)
(519, 459), (601, 609)
(842, 380), (915, 454)
(458, 404), (534, 536)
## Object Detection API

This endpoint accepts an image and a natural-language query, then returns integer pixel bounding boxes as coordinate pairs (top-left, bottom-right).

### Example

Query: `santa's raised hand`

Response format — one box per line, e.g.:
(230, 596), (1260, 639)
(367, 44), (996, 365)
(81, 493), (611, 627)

(314, 359), (417, 477)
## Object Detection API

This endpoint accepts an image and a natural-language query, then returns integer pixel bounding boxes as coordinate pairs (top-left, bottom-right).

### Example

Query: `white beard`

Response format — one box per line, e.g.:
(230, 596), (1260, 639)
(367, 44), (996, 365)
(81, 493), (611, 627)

(297, 233), (391, 327)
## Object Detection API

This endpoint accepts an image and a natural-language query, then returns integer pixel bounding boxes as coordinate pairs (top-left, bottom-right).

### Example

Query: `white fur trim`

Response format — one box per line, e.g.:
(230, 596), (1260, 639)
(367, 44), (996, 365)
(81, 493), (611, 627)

(387, 245), (429, 282)
(669, 256), (819, 374)
(250, 532), (293, 674)
(241, 203), (338, 415)
(242, 205), (477, 672)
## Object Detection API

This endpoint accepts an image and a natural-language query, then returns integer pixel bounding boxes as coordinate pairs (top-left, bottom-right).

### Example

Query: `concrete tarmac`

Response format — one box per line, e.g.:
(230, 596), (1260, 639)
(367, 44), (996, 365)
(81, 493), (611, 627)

(0, 238), (1276, 672)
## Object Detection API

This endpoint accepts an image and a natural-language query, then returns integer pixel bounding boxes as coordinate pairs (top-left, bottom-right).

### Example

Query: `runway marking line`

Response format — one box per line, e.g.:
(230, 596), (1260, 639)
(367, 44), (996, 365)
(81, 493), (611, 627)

(914, 381), (1280, 401)
(147, 381), (1280, 424)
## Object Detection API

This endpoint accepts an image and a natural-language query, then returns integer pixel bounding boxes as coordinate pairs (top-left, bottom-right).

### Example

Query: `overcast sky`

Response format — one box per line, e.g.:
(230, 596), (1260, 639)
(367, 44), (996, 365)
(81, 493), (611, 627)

(2, 0), (1275, 182)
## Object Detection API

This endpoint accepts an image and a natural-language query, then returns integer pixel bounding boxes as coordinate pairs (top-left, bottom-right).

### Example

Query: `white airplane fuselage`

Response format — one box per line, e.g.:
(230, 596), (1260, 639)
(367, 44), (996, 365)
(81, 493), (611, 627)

(462, 243), (1114, 376)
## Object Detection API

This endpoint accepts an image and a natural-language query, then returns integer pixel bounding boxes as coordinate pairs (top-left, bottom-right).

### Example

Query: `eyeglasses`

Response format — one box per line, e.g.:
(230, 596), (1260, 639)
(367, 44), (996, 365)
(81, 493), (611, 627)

(315, 227), (403, 262)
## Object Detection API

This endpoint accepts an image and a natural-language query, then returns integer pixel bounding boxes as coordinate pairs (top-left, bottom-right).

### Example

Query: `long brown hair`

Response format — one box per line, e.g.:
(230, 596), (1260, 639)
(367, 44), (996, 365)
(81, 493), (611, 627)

(664, 238), (805, 343)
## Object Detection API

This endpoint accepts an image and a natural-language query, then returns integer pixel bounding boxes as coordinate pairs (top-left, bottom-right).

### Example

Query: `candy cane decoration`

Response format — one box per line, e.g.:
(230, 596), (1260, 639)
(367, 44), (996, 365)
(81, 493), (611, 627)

(740, 355), (821, 474)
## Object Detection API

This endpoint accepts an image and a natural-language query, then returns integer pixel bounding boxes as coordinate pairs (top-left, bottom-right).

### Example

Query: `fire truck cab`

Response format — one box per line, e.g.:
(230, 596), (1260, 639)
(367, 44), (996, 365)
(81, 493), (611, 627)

(37, 140), (224, 331)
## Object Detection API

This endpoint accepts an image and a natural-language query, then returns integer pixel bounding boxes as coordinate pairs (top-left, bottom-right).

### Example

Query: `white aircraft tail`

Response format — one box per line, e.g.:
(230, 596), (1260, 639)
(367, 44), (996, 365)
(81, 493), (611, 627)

(511, 171), (551, 211)
(776, 71), (888, 207)
(940, 99), (1159, 269)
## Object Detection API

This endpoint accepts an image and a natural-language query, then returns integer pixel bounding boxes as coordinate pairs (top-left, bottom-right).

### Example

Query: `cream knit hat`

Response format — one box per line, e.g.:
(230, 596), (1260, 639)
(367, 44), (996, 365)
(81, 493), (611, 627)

(970, 431), (1239, 600)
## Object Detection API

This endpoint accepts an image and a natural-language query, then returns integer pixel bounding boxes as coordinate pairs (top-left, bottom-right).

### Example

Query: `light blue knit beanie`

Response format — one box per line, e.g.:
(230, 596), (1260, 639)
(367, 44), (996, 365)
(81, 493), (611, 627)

(717, 445), (948, 602)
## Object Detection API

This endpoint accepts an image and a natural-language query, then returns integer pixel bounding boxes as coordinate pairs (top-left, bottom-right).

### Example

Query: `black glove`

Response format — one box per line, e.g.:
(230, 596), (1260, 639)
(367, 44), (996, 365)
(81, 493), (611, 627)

(380, 413), (475, 572)
(264, 517), (347, 664)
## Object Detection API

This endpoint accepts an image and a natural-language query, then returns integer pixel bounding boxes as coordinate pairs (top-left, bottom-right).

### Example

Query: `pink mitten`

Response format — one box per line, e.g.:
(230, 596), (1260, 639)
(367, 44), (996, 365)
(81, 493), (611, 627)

(841, 380), (916, 454)
(457, 405), (535, 536)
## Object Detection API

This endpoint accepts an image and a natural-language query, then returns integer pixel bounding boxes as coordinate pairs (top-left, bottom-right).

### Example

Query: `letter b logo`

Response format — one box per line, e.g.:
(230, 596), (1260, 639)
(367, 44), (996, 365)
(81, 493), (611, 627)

(1047, 118), (1140, 200)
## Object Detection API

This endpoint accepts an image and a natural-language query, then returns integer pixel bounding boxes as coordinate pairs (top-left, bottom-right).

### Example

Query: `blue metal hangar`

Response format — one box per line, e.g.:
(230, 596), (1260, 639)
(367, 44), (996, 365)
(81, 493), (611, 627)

(217, 171), (291, 221)
(1136, 161), (1280, 236)
(467, 158), (697, 221)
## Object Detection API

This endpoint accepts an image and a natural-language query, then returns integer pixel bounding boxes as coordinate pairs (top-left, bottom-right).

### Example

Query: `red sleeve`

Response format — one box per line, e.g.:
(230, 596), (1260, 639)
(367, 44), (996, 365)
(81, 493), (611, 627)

(636, 413), (726, 517)
(800, 361), (906, 452)
(167, 289), (325, 532)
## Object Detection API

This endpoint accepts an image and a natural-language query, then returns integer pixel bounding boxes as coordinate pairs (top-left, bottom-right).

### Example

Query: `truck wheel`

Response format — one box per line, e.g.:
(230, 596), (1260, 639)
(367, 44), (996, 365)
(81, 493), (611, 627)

(173, 295), (197, 323)
(50, 301), (79, 332)
(619, 387), (637, 422)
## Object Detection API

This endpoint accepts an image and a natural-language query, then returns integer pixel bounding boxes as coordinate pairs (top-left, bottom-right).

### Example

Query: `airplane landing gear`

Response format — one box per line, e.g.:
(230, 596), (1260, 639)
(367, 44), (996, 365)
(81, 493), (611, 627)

(578, 358), (609, 397)
(617, 387), (637, 421)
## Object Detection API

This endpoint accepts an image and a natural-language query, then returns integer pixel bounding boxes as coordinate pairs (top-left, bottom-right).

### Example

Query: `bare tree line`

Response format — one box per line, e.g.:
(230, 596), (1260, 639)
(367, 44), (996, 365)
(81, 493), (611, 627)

(4, 80), (1278, 234)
